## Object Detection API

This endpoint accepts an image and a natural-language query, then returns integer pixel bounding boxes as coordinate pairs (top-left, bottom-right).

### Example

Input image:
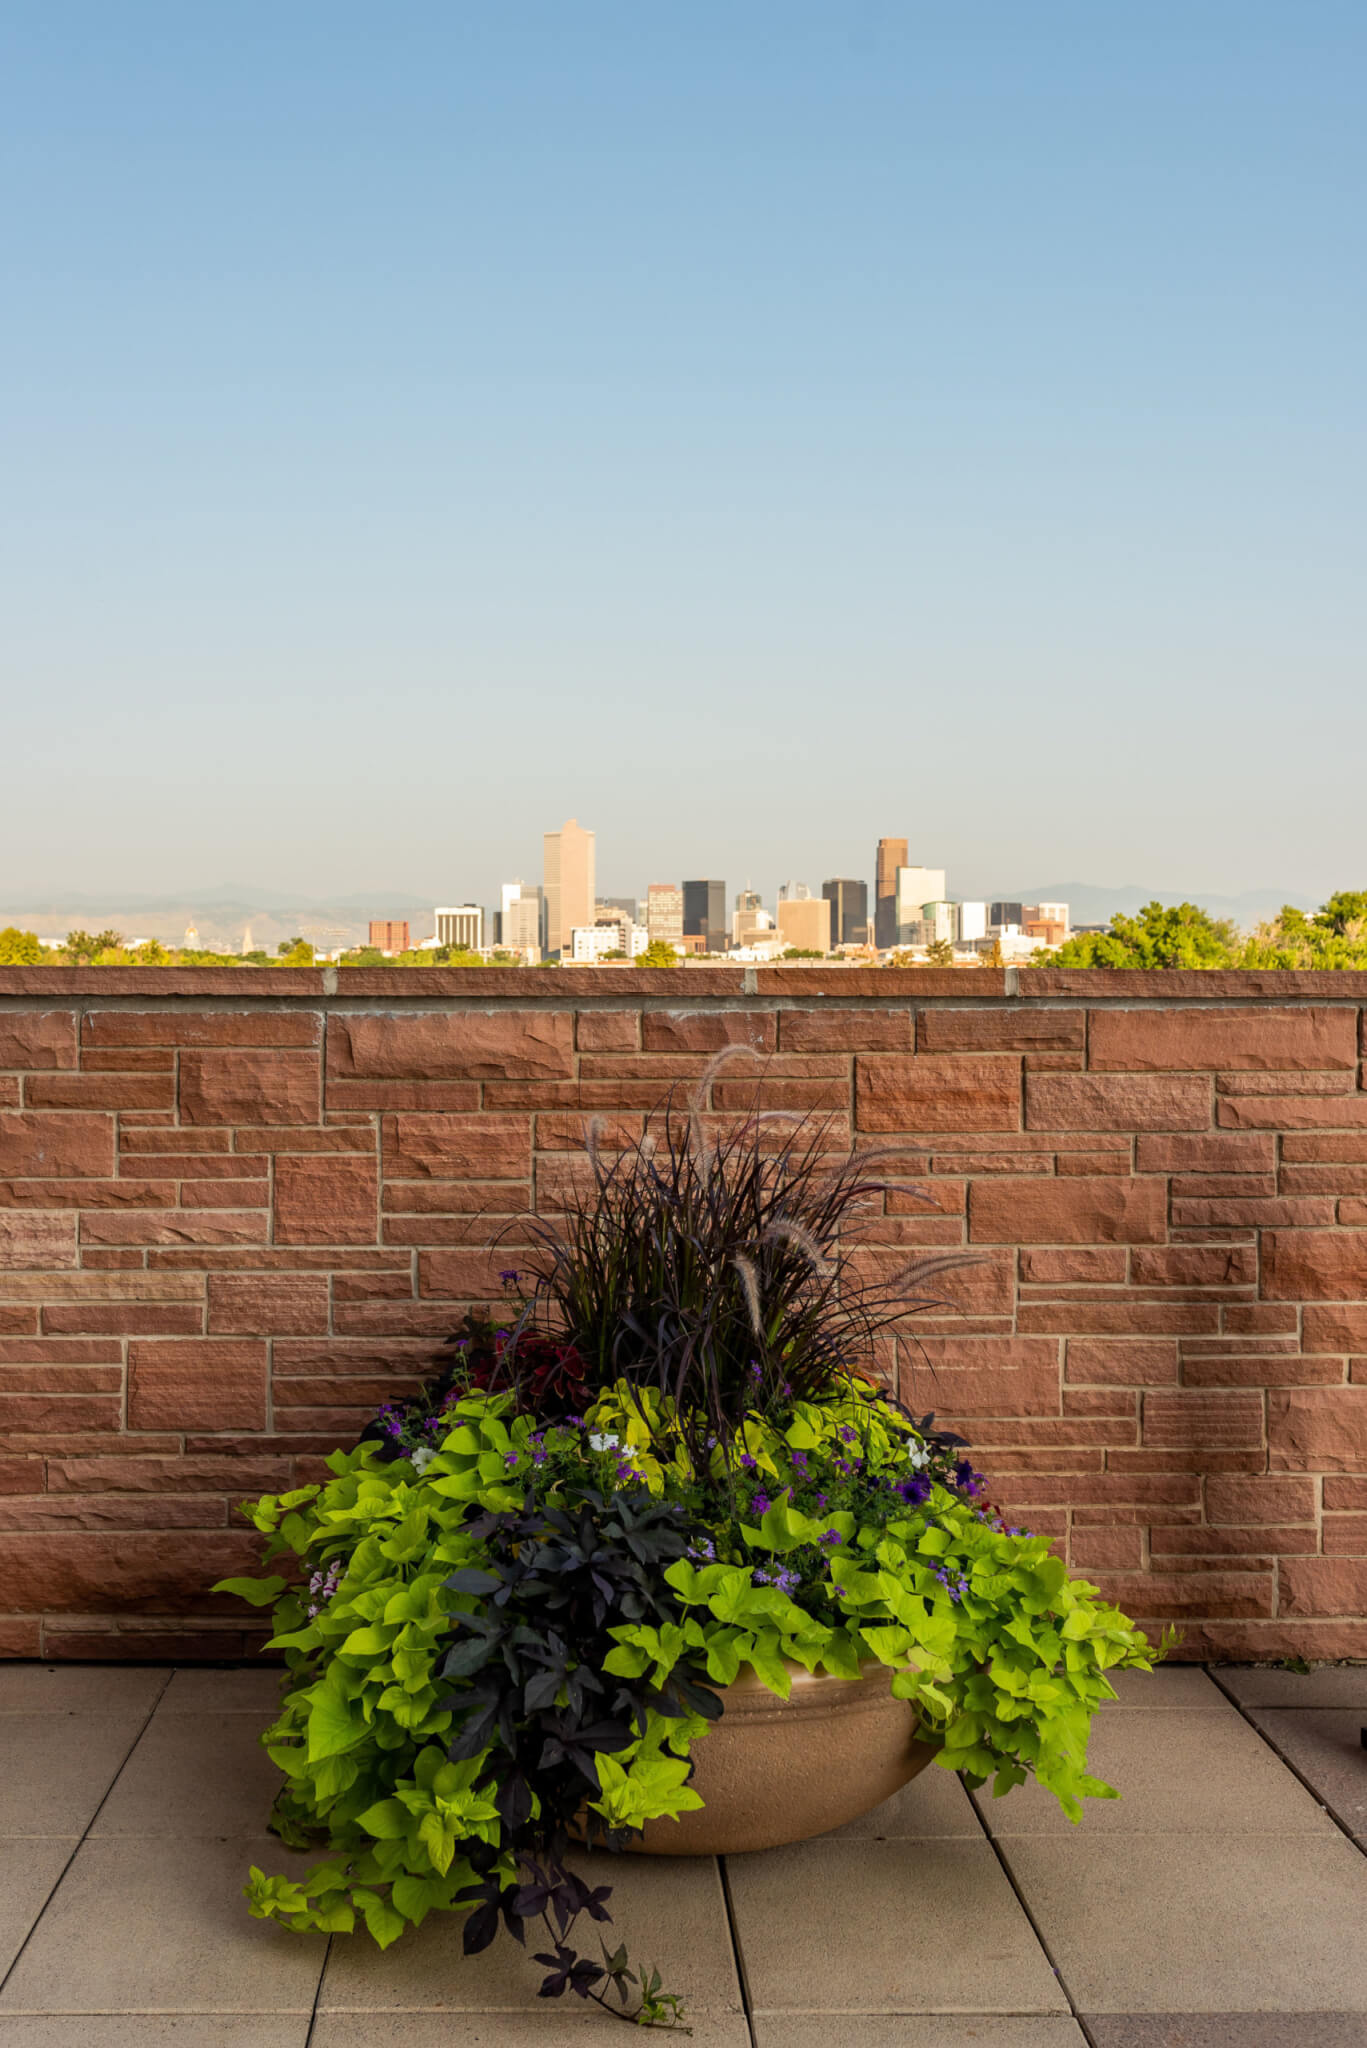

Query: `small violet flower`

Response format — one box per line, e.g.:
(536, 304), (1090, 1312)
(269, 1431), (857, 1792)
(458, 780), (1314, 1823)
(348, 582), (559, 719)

(751, 1492), (771, 1516)
(838, 1426), (858, 1445)
(739, 1453), (757, 1470)
(819, 1528), (843, 1548)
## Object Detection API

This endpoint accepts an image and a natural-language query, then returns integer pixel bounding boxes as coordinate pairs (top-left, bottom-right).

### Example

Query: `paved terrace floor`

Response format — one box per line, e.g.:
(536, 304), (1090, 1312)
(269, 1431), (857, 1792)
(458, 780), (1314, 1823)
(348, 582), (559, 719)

(0, 1664), (1365, 2047)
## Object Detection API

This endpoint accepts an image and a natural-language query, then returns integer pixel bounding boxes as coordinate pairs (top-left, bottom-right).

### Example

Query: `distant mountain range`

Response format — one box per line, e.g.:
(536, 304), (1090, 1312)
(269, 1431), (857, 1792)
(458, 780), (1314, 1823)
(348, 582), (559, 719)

(1, 880), (1320, 949)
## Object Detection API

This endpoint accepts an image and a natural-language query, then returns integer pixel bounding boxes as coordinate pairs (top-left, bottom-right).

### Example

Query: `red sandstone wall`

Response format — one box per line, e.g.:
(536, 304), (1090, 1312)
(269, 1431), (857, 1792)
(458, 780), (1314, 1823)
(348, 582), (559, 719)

(2, 966), (1365, 1663)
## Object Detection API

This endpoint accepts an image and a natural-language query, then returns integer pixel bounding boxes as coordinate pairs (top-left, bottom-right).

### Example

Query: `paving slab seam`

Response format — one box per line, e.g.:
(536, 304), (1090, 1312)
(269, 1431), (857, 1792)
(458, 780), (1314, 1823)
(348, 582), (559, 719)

(1202, 1663), (1367, 1859)
(958, 1770), (1101, 2048)
(301, 1933), (334, 2048)
(0, 1668), (176, 2007)
(715, 1858), (758, 2048)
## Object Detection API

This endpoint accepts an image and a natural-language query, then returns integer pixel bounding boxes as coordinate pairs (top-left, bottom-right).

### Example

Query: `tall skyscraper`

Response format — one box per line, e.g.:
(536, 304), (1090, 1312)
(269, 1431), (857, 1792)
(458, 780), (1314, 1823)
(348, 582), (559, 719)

(369, 920), (410, 954)
(894, 866), (948, 943)
(543, 819), (596, 957)
(682, 879), (727, 953)
(646, 883), (683, 948)
(499, 882), (544, 956)
(875, 838), (907, 949)
(822, 878), (868, 947)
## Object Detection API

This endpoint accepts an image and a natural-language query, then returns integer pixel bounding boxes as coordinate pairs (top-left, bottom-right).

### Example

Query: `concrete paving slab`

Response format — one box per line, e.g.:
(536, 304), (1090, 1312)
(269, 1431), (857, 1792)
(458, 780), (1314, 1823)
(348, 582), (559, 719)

(91, 1711), (281, 1837)
(975, 1709), (1335, 1836)
(753, 2021), (1087, 2046)
(0, 1835), (327, 2015)
(318, 1850), (742, 2015)
(0, 1841), (73, 1979)
(0, 1717), (147, 1838)
(1103, 1669), (1229, 1709)
(726, 1837), (1068, 2015)
(1244, 1709), (1367, 1845)
(0, 1667), (169, 1715)
(313, 2014), (752, 2046)
(157, 1670), (287, 1716)
(999, 1833), (1367, 2012)
(0, 2022), (308, 2047)
(1213, 1665), (1367, 1710)
(1083, 2019), (1367, 2048)
(822, 1761), (982, 1838)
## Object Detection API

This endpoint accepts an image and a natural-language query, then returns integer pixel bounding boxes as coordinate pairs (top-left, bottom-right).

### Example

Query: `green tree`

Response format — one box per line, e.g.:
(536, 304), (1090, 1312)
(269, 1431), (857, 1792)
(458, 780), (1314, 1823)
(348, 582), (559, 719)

(1052, 902), (1239, 970)
(278, 936), (307, 956)
(278, 940), (315, 966)
(925, 938), (956, 967)
(0, 926), (44, 964)
(780, 947), (824, 960)
(1313, 891), (1367, 939)
(136, 938), (170, 965)
(635, 939), (681, 968)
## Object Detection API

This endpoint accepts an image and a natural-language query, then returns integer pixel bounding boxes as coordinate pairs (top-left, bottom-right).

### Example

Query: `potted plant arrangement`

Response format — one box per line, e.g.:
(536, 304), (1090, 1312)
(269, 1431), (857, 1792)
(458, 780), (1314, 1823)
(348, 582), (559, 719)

(219, 1058), (1162, 2029)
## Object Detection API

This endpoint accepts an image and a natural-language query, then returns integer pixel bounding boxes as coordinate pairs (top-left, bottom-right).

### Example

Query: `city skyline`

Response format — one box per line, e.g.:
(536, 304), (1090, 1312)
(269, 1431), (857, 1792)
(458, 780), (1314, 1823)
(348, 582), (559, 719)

(3, 8), (1364, 907)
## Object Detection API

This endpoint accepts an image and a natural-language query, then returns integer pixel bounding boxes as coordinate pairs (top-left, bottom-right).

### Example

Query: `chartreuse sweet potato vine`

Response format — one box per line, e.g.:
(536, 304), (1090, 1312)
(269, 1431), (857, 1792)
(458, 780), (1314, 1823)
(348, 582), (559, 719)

(219, 1378), (1162, 2030)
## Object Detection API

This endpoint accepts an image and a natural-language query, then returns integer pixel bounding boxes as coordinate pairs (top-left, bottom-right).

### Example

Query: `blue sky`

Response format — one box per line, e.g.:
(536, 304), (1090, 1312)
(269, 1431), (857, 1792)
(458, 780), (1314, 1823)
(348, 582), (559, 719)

(3, 3), (1363, 910)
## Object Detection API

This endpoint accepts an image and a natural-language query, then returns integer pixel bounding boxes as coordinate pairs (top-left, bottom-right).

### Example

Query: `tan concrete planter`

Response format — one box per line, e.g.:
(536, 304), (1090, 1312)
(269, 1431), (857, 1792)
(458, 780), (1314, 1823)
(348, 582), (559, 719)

(634, 1662), (938, 1857)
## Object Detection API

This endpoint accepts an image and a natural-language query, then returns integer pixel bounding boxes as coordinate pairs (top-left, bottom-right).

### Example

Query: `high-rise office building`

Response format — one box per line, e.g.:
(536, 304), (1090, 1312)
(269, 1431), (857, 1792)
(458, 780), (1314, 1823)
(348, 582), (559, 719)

(368, 920), (410, 954)
(823, 878), (869, 947)
(645, 883), (683, 949)
(990, 902), (1025, 928)
(957, 901), (988, 944)
(777, 896), (832, 954)
(498, 882), (544, 957)
(435, 905), (484, 951)
(893, 866), (947, 941)
(543, 819), (596, 958)
(875, 837), (908, 949)
(777, 880), (812, 903)
(597, 896), (638, 924)
(731, 889), (773, 948)
(682, 879), (727, 953)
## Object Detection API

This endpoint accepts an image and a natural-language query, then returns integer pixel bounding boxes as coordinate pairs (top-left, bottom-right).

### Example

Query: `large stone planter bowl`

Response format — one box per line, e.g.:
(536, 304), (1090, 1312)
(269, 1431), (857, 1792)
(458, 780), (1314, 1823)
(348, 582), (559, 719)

(634, 1662), (938, 1857)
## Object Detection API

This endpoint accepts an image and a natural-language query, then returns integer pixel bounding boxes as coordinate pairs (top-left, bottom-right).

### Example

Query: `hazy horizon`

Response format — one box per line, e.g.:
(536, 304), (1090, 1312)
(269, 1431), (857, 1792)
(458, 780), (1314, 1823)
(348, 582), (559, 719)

(4, 4), (1364, 906)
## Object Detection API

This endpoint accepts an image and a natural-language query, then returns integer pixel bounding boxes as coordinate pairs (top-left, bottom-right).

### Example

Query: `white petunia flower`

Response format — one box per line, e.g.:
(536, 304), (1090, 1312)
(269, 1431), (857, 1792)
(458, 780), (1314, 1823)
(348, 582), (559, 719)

(410, 1445), (435, 1474)
(906, 1444), (928, 1470)
(588, 1432), (620, 1453)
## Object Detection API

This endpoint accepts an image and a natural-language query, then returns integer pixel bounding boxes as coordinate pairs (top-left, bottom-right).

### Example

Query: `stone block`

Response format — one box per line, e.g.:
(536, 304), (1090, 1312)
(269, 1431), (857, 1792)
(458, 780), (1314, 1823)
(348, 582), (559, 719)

(382, 1113), (531, 1179)
(179, 1049), (321, 1126)
(0, 1112), (115, 1178)
(780, 1009), (912, 1051)
(917, 1008), (1084, 1052)
(1261, 1229), (1367, 1300)
(1141, 1390), (1265, 1449)
(1065, 1339), (1178, 1384)
(1269, 1387), (1367, 1471)
(0, 1010), (77, 1069)
(207, 1274), (330, 1334)
(1280, 1555), (1367, 1616)
(1027, 1073), (1210, 1131)
(274, 1154), (378, 1244)
(1089, 1005), (1358, 1071)
(127, 1340), (268, 1430)
(0, 1210), (78, 1270)
(970, 1176), (1166, 1245)
(574, 1010), (640, 1050)
(641, 1010), (777, 1052)
(856, 1054), (1020, 1133)
(327, 1010), (574, 1080)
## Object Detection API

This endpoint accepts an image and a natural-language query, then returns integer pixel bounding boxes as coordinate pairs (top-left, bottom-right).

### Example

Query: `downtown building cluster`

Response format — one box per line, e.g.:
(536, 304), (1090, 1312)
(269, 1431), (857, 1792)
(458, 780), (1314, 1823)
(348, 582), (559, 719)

(368, 822), (1071, 963)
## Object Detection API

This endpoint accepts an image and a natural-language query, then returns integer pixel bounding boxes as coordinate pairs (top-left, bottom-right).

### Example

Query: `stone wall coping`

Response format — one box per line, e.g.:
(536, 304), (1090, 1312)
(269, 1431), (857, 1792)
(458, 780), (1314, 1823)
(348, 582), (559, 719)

(2, 966), (1366, 1001)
